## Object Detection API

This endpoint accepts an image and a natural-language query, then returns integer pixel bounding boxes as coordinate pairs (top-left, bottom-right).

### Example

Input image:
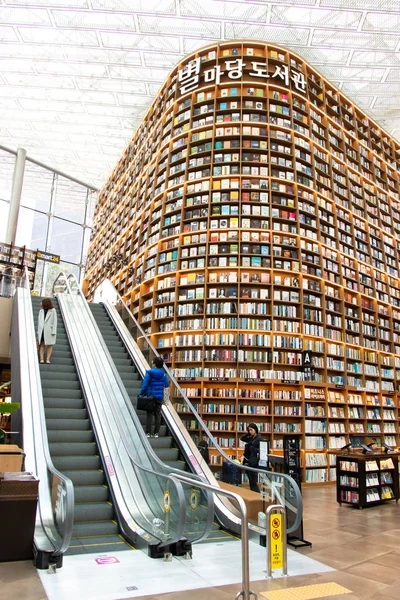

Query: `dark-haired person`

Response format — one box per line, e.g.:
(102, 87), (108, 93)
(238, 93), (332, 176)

(37, 297), (57, 364)
(197, 439), (210, 465)
(240, 423), (262, 493)
(139, 357), (170, 438)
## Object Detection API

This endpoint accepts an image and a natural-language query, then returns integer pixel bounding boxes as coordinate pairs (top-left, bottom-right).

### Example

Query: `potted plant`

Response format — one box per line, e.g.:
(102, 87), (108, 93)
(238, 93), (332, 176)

(0, 402), (20, 438)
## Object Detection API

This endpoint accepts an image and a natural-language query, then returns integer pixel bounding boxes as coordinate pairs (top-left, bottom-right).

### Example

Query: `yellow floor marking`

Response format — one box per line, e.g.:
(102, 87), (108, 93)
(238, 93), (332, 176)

(119, 534), (136, 550)
(69, 541), (126, 548)
(71, 534), (116, 539)
(200, 536), (235, 542)
(261, 582), (352, 600)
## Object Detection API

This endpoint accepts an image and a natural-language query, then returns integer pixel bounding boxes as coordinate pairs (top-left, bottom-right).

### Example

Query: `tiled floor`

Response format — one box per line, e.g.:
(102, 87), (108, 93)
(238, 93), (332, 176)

(1, 485), (400, 600)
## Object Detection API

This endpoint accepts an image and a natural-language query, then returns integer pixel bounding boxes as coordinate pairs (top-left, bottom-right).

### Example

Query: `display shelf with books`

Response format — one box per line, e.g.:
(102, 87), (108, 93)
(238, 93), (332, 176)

(0, 243), (37, 290)
(336, 452), (400, 509)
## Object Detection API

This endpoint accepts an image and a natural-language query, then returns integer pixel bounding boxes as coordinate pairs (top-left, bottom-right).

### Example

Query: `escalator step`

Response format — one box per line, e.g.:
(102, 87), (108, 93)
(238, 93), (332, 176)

(74, 485), (109, 503)
(148, 436), (174, 449)
(72, 521), (118, 538)
(46, 418), (90, 431)
(62, 470), (105, 486)
(52, 455), (101, 471)
(47, 430), (94, 443)
(44, 397), (85, 410)
(74, 502), (114, 522)
(41, 357), (74, 366)
(42, 381), (81, 391)
(156, 448), (180, 462)
(113, 364), (136, 372)
(39, 364), (77, 375)
(164, 460), (188, 471)
(46, 407), (87, 419)
(49, 442), (97, 456)
(40, 371), (79, 381)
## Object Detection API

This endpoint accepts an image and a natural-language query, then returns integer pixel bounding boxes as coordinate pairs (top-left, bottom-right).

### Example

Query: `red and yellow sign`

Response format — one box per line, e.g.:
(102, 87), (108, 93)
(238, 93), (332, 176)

(270, 513), (283, 570)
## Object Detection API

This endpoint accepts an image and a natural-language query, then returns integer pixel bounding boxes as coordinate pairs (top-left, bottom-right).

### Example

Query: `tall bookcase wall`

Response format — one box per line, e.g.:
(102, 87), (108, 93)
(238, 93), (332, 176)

(85, 41), (400, 484)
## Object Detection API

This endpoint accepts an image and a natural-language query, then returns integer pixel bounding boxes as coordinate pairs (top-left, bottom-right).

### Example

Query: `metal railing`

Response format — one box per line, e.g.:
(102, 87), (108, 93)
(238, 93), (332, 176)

(170, 472), (258, 600)
(93, 278), (303, 534)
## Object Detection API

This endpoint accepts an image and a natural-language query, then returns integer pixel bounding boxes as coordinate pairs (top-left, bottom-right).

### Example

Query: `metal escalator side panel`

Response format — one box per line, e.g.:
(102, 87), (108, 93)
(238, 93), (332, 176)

(90, 301), (217, 545)
(57, 292), (187, 551)
(98, 298), (241, 537)
(83, 297), (215, 547)
(12, 286), (74, 560)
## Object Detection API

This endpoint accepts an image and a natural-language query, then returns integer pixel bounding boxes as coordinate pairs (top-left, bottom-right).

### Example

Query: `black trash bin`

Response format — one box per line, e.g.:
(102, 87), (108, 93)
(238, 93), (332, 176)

(0, 472), (39, 562)
(221, 460), (242, 486)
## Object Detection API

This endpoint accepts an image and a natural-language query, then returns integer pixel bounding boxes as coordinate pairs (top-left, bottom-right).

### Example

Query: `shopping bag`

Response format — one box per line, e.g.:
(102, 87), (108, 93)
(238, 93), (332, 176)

(137, 394), (156, 412)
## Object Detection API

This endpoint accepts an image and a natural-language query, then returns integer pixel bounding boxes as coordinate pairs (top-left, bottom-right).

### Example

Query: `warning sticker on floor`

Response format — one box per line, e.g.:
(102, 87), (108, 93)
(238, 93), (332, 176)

(261, 581), (352, 600)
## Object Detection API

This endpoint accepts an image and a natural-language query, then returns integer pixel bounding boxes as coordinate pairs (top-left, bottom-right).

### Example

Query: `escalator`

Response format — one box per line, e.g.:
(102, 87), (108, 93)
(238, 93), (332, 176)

(89, 300), (242, 543)
(31, 297), (130, 556)
(12, 270), (215, 567)
(89, 303), (236, 545)
(89, 303), (187, 472)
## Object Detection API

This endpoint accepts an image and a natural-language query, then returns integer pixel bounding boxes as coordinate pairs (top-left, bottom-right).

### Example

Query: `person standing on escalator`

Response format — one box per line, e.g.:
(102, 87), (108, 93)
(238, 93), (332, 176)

(37, 297), (57, 364)
(140, 357), (170, 438)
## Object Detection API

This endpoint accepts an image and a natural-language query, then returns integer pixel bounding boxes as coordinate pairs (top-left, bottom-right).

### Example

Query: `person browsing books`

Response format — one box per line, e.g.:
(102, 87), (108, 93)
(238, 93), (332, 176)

(140, 357), (170, 438)
(240, 423), (262, 493)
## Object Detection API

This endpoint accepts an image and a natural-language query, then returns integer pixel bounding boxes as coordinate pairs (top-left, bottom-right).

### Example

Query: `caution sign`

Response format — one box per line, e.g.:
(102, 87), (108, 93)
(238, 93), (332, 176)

(190, 489), (199, 511)
(163, 490), (171, 513)
(270, 513), (283, 570)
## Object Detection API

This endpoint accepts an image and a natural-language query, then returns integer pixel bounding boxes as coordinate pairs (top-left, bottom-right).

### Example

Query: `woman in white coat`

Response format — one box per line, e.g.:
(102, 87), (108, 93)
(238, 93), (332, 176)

(37, 297), (57, 364)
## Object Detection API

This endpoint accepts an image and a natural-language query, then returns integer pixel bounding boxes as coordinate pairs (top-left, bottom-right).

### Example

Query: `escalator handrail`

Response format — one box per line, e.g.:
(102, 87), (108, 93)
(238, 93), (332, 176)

(54, 272), (200, 547)
(93, 278), (303, 533)
(64, 273), (215, 545)
(21, 268), (74, 557)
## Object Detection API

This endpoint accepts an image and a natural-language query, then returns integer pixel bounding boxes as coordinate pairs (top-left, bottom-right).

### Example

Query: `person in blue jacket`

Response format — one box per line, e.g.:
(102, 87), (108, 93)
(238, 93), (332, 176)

(140, 356), (170, 438)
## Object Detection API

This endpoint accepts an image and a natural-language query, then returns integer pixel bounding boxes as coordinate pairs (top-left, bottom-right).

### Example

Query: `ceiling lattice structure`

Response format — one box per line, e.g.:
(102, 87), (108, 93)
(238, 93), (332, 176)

(0, 0), (399, 188)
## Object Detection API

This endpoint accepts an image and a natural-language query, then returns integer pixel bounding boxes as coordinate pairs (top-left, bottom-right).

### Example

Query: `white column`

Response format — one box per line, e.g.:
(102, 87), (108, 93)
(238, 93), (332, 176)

(5, 147), (27, 245)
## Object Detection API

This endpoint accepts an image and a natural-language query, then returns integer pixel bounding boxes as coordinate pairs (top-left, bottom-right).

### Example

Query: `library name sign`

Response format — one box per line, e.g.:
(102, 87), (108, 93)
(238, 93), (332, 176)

(178, 57), (307, 96)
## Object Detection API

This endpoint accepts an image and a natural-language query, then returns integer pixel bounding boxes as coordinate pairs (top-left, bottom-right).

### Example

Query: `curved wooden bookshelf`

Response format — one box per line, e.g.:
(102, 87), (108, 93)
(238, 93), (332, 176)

(85, 41), (400, 483)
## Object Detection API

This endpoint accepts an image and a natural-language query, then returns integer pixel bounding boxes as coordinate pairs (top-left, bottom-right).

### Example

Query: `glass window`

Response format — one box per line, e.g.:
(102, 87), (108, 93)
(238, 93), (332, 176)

(0, 149), (15, 204)
(0, 200), (9, 242)
(34, 260), (79, 297)
(50, 217), (83, 264)
(20, 160), (54, 213)
(15, 206), (48, 251)
(81, 226), (92, 280)
(53, 175), (88, 224)
(0, 149), (15, 239)
(86, 190), (96, 228)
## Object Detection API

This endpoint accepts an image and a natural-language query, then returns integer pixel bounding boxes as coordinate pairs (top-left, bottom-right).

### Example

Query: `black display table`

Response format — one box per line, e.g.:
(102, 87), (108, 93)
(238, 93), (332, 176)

(336, 452), (399, 509)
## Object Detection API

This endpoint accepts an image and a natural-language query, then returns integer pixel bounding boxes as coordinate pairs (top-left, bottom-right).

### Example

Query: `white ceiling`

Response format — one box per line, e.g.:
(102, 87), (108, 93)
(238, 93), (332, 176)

(1, 0), (399, 189)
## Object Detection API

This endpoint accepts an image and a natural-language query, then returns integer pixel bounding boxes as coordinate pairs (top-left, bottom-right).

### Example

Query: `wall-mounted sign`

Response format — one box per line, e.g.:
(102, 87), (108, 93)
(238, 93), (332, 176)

(259, 440), (269, 468)
(302, 351), (313, 367)
(178, 57), (307, 96)
(36, 250), (60, 264)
